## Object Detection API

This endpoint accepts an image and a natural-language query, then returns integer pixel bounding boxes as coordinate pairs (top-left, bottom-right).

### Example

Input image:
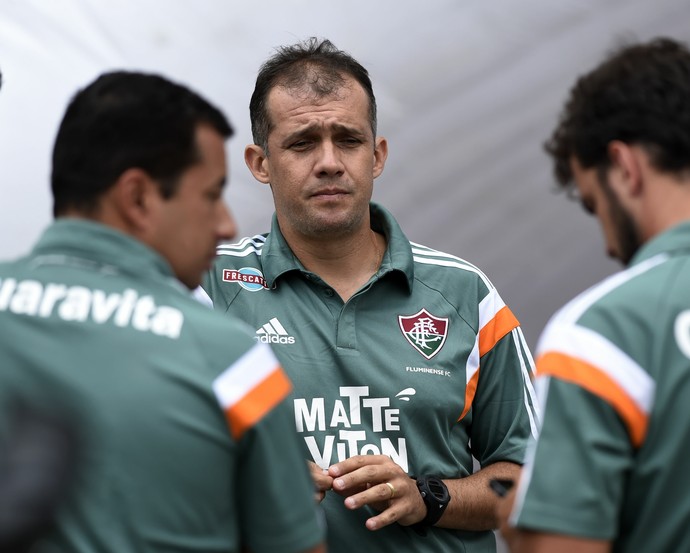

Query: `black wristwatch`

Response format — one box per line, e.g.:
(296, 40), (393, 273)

(415, 475), (450, 527)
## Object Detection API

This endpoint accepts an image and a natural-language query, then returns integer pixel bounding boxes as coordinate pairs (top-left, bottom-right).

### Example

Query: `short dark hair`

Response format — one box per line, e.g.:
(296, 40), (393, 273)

(51, 71), (233, 216)
(545, 37), (690, 190)
(249, 37), (377, 153)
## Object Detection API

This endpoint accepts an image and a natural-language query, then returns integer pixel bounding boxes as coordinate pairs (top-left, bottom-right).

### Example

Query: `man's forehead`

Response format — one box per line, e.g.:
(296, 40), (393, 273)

(267, 84), (369, 126)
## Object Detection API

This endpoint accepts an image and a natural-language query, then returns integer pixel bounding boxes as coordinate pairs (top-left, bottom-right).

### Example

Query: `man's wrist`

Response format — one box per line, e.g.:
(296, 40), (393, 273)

(414, 475), (451, 528)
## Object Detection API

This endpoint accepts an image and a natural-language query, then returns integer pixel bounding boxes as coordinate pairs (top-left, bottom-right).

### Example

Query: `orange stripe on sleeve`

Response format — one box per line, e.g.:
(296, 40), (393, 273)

(538, 351), (648, 447)
(225, 368), (292, 441)
(458, 369), (480, 421)
(478, 305), (519, 357)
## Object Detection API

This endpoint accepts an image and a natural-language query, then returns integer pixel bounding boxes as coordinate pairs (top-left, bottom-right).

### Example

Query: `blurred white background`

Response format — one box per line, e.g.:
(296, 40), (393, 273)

(2, 0), (689, 352)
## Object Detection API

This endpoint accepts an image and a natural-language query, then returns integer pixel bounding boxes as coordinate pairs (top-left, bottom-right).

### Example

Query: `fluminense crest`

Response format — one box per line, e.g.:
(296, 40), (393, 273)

(398, 308), (448, 359)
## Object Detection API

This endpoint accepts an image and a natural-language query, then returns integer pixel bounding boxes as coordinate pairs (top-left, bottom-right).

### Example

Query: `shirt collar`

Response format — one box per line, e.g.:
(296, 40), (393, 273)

(32, 219), (179, 283)
(261, 202), (414, 292)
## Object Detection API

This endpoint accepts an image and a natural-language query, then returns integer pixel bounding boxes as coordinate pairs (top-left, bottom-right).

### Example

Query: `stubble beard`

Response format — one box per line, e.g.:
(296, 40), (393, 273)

(613, 205), (641, 266)
(297, 205), (367, 239)
(604, 182), (641, 265)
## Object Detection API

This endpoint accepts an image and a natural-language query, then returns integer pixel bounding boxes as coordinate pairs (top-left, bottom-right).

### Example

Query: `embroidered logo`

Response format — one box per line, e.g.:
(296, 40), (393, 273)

(255, 317), (296, 345)
(222, 267), (268, 291)
(395, 388), (416, 401)
(398, 309), (448, 359)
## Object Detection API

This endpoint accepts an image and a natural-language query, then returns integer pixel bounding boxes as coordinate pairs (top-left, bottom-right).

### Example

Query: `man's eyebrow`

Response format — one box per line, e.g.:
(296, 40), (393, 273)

(283, 123), (320, 142)
(282, 122), (366, 143)
(331, 123), (366, 136)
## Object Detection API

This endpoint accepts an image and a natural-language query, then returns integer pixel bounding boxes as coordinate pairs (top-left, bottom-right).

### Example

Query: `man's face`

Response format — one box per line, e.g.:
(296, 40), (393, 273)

(571, 157), (641, 265)
(254, 76), (387, 242)
(151, 124), (236, 288)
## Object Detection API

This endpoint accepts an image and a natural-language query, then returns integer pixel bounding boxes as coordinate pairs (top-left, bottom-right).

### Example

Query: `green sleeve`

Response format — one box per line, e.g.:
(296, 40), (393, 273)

(470, 331), (537, 465)
(238, 395), (325, 553)
(515, 378), (632, 539)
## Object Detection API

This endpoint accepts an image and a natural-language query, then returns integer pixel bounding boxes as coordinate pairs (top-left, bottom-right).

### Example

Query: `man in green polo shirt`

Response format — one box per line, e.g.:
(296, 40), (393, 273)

(498, 38), (690, 553)
(0, 71), (324, 553)
(201, 37), (539, 553)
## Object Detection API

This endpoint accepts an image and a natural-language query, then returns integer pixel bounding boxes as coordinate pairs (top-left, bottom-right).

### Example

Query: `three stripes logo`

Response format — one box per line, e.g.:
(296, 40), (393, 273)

(255, 317), (296, 345)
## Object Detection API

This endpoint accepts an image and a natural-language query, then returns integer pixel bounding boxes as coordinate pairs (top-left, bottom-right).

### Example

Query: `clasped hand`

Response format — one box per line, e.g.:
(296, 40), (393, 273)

(309, 455), (427, 531)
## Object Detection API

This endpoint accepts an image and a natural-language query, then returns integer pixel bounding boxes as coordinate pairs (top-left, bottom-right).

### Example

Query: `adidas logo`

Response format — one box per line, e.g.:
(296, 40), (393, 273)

(255, 317), (296, 345)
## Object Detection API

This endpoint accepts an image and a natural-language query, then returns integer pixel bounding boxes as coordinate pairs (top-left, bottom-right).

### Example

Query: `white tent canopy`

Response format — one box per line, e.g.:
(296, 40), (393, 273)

(2, 0), (689, 348)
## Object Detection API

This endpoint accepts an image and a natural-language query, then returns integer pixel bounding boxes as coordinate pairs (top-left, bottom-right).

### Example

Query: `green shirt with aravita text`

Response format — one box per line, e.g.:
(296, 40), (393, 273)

(0, 219), (324, 553)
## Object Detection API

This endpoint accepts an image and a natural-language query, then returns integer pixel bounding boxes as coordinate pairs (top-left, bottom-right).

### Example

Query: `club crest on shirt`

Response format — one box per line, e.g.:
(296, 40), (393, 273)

(222, 267), (268, 291)
(398, 309), (448, 359)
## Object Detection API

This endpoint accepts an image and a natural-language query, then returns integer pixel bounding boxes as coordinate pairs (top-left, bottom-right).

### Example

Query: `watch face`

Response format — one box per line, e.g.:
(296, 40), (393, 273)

(418, 476), (449, 502)
(426, 477), (449, 502)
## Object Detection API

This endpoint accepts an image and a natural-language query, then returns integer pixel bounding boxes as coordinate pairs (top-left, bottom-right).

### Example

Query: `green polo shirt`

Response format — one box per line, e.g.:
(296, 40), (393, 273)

(511, 221), (690, 553)
(202, 203), (538, 553)
(0, 219), (323, 553)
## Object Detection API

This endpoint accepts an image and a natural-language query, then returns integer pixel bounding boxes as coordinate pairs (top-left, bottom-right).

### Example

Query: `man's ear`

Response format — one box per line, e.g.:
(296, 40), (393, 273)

(110, 168), (160, 231)
(244, 144), (271, 184)
(373, 136), (388, 179)
(607, 141), (643, 197)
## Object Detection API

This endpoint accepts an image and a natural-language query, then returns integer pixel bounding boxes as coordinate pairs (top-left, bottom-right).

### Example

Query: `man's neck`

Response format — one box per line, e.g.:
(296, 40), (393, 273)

(285, 228), (387, 302)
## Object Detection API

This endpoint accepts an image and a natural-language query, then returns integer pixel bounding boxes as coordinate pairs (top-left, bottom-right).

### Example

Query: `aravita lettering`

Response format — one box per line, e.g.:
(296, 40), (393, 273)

(293, 386), (409, 472)
(0, 278), (184, 339)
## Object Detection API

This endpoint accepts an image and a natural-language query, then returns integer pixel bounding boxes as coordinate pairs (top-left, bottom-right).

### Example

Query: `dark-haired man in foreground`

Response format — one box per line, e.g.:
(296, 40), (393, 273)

(0, 70), (325, 553)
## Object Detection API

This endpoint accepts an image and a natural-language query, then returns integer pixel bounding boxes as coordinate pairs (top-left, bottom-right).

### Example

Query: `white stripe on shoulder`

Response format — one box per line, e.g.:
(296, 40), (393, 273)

(538, 322), (655, 415)
(216, 235), (266, 257)
(478, 288), (507, 328)
(411, 242), (487, 271)
(555, 253), (668, 325)
(192, 286), (213, 308)
(218, 235), (267, 248)
(213, 342), (279, 409)
(411, 243), (492, 288)
(512, 327), (540, 438)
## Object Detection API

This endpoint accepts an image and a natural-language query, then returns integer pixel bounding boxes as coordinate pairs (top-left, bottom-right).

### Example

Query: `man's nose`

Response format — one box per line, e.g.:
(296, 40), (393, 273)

(315, 141), (345, 176)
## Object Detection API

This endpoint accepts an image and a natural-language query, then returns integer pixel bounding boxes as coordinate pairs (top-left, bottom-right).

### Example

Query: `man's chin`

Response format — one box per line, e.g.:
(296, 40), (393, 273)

(303, 209), (366, 237)
(177, 271), (203, 291)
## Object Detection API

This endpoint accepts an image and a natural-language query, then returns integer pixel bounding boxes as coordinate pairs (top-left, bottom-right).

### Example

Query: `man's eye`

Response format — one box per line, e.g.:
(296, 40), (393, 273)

(290, 140), (311, 150)
(341, 138), (361, 146)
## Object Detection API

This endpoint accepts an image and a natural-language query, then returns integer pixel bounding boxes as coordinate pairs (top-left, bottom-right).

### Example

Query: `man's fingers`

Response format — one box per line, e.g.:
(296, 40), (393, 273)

(329, 454), (404, 491)
(328, 454), (390, 478)
(308, 461), (333, 492)
(343, 482), (397, 509)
